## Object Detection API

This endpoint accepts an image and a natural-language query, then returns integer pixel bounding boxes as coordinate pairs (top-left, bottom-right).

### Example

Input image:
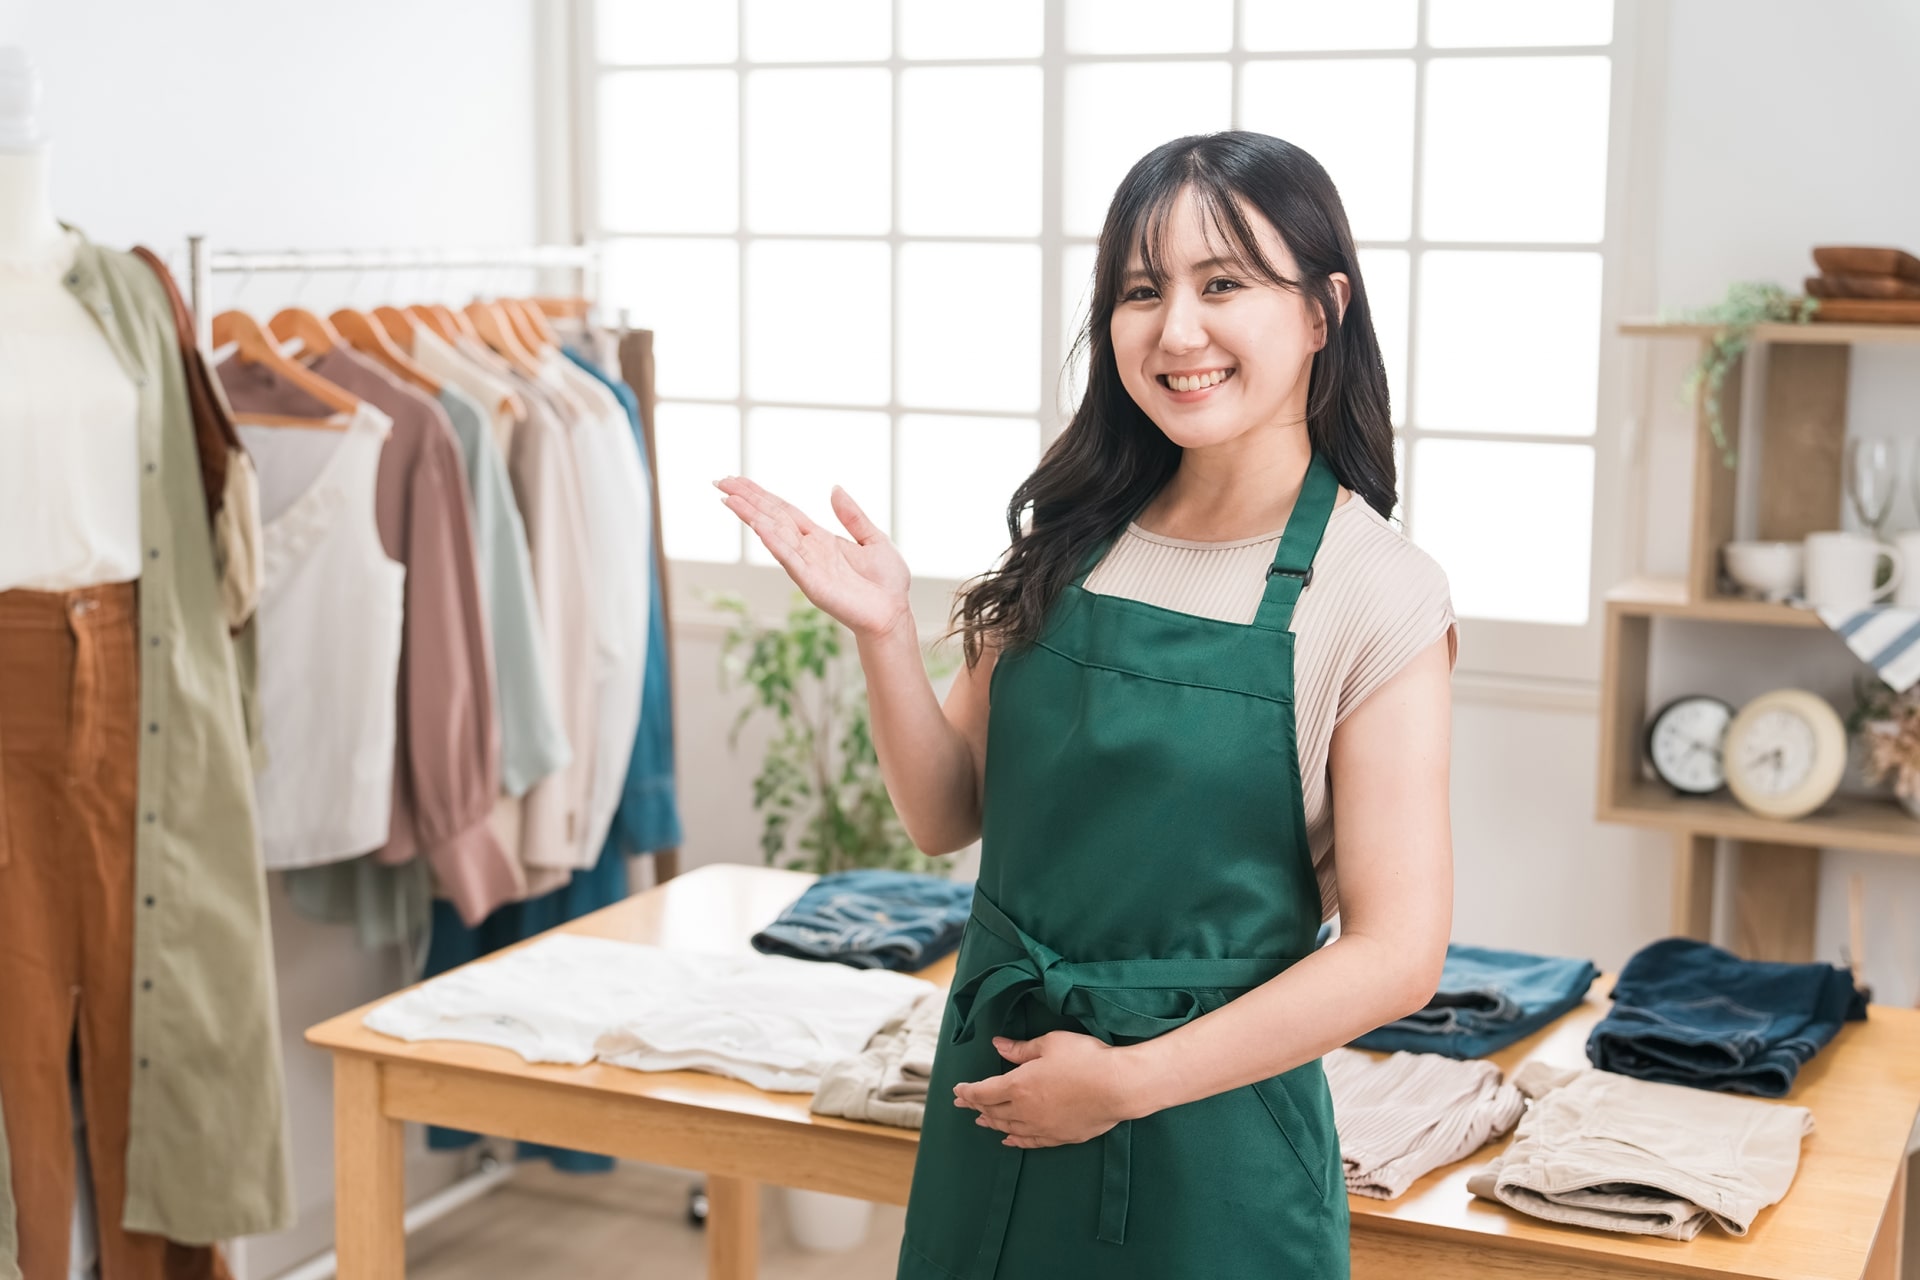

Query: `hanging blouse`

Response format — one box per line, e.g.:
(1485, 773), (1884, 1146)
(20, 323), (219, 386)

(548, 355), (651, 866)
(239, 405), (405, 869)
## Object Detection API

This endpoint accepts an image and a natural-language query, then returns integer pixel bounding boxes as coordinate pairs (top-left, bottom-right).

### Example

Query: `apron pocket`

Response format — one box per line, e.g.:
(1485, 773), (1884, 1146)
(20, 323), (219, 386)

(1250, 1064), (1334, 1202)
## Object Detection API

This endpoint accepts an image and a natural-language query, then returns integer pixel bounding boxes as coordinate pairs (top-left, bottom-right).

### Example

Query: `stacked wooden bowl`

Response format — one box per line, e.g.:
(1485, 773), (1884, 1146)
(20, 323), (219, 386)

(1808, 247), (1920, 323)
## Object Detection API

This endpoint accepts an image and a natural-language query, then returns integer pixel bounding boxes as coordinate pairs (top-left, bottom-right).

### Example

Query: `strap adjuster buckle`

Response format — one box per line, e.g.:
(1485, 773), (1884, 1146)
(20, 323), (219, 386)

(1267, 563), (1314, 588)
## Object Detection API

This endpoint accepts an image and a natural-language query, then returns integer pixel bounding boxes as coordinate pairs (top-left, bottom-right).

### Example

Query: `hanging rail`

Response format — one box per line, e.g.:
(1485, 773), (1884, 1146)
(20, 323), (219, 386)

(184, 234), (601, 349)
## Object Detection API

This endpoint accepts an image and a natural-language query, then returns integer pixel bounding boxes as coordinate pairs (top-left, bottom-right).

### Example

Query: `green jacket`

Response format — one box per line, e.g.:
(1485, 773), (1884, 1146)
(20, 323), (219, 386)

(0, 234), (292, 1279)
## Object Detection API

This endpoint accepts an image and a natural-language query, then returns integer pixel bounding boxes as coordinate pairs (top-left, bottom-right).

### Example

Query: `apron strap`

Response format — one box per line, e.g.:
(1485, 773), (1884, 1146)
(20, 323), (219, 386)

(1251, 451), (1338, 634)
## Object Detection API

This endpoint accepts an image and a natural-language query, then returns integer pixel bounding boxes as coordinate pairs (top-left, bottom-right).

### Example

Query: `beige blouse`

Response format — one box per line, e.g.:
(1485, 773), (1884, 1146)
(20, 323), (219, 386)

(1082, 491), (1456, 922)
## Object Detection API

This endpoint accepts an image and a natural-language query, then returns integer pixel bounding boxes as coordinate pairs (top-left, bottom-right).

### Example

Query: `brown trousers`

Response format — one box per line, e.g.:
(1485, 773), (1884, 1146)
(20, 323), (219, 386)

(0, 584), (227, 1280)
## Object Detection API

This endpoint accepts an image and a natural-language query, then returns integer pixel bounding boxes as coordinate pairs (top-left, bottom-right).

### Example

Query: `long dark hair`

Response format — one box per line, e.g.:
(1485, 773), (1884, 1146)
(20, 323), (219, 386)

(945, 130), (1396, 667)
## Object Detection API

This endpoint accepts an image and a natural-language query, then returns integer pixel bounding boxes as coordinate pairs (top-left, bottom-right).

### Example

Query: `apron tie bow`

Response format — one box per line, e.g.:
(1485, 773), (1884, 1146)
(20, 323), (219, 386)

(948, 889), (1298, 1266)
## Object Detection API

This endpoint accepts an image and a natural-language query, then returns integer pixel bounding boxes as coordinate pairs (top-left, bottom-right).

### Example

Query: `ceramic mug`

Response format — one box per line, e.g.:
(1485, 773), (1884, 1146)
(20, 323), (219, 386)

(1804, 531), (1903, 611)
(1895, 531), (1920, 608)
(1722, 541), (1804, 601)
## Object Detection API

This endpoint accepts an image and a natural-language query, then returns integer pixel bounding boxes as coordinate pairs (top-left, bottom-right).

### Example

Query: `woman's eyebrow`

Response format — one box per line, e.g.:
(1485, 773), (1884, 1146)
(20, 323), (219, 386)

(1121, 255), (1240, 284)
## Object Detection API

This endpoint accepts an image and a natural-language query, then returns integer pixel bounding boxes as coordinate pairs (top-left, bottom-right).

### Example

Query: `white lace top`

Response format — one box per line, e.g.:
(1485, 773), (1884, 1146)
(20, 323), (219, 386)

(239, 405), (406, 869)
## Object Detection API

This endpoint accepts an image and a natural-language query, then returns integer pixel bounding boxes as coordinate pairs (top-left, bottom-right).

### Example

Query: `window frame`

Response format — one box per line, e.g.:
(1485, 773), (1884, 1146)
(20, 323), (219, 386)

(574, 0), (1652, 687)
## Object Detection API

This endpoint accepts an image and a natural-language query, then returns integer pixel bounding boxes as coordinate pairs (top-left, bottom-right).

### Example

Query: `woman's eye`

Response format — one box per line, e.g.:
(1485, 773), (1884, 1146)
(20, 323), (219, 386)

(1124, 287), (1157, 302)
(1206, 277), (1242, 293)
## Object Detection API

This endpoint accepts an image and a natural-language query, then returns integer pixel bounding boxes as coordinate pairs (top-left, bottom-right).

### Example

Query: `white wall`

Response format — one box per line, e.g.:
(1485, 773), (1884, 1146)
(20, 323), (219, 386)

(0, 4), (542, 1278)
(0, 0), (539, 266)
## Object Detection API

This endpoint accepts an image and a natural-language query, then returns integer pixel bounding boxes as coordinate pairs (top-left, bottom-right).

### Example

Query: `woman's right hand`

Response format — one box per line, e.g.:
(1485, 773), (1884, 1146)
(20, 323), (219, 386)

(715, 476), (913, 640)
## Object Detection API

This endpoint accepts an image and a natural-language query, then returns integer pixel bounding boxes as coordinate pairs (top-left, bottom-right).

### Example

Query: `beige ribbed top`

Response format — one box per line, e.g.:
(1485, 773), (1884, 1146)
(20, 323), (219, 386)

(1081, 491), (1455, 922)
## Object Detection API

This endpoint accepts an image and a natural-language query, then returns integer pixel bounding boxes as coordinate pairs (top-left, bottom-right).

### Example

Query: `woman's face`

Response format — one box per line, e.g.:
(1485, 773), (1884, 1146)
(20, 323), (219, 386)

(1108, 186), (1344, 450)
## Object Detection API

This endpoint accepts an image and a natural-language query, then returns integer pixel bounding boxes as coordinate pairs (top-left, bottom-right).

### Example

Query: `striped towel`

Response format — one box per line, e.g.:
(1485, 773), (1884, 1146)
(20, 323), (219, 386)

(1815, 605), (1920, 692)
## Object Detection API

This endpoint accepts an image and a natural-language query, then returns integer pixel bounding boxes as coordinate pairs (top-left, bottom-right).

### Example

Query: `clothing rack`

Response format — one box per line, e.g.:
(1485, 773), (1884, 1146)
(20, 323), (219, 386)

(183, 235), (602, 349)
(180, 234), (607, 1280)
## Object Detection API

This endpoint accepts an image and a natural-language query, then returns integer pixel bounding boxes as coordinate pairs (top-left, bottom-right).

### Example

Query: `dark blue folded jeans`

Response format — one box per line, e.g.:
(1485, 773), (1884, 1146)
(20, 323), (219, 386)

(1586, 937), (1867, 1097)
(751, 868), (974, 971)
(1351, 943), (1599, 1059)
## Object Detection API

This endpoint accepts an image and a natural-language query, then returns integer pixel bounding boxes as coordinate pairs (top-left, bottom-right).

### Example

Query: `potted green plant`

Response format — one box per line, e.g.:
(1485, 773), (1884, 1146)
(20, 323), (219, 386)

(712, 589), (954, 877)
(1666, 282), (1819, 469)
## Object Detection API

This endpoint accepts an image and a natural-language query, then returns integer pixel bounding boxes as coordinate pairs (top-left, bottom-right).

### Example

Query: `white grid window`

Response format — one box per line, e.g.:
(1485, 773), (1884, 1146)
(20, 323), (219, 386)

(586, 0), (1631, 672)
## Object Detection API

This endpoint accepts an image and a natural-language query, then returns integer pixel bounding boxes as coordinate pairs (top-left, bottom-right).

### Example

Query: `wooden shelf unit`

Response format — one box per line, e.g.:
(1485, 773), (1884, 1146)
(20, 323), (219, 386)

(1600, 319), (1920, 962)
(1619, 318), (1920, 346)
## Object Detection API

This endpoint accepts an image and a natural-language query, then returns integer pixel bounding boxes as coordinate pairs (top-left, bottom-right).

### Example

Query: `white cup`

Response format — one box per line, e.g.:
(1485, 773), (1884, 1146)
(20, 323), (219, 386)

(1722, 541), (1804, 600)
(1804, 531), (1903, 611)
(1894, 532), (1920, 608)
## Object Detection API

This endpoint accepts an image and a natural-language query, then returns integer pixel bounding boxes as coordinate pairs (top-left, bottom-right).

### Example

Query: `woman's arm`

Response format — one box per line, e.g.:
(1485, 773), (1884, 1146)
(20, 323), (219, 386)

(956, 632), (1453, 1144)
(858, 620), (997, 856)
(717, 475), (991, 856)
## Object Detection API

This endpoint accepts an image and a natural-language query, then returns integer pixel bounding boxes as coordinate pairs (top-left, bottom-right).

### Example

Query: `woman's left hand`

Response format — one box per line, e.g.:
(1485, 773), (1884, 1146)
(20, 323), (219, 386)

(952, 1032), (1148, 1148)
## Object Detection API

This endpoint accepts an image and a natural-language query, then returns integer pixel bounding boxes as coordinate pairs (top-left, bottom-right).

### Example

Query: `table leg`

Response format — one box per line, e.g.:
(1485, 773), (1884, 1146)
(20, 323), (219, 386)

(334, 1056), (406, 1280)
(1863, 1152), (1908, 1280)
(706, 1174), (760, 1280)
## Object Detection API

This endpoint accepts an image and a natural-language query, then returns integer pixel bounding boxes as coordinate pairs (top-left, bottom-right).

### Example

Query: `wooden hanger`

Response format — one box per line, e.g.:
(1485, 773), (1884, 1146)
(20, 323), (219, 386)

(435, 302), (480, 342)
(372, 305), (417, 349)
(406, 303), (458, 344)
(533, 296), (589, 320)
(465, 299), (543, 377)
(267, 307), (340, 356)
(501, 298), (553, 357)
(510, 297), (566, 351)
(402, 303), (528, 420)
(332, 307), (443, 396)
(210, 310), (358, 427)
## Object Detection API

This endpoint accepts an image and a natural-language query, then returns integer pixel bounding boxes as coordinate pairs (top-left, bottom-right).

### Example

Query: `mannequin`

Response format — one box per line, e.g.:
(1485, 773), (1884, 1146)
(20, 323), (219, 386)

(0, 48), (290, 1280)
(0, 44), (140, 594)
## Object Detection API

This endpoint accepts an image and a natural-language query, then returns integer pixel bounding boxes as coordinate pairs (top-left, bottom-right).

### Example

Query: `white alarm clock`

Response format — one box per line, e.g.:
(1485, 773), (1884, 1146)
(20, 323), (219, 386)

(1722, 689), (1848, 820)
(1645, 695), (1734, 795)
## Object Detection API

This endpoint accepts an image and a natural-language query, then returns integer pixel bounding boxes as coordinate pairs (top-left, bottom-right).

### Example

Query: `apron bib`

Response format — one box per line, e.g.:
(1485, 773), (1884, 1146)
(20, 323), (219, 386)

(898, 452), (1350, 1280)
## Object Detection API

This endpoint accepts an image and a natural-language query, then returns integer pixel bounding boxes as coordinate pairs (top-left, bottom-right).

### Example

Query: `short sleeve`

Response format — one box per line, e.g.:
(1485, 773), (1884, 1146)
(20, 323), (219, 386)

(1332, 517), (1456, 727)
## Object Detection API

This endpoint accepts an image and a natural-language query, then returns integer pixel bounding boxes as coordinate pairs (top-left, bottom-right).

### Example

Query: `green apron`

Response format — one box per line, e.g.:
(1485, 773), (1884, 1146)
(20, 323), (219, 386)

(898, 452), (1349, 1280)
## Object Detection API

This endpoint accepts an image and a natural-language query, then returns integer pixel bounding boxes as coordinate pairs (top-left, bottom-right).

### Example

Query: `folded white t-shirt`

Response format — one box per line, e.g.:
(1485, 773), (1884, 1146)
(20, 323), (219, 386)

(364, 934), (934, 1092)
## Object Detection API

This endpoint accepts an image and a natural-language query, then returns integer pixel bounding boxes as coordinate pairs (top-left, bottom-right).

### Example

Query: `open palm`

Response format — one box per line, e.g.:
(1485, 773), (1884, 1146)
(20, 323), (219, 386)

(715, 476), (912, 638)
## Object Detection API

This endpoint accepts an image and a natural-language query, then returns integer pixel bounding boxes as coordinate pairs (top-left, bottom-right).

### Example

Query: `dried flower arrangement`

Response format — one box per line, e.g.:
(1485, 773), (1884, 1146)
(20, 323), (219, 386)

(1852, 675), (1920, 814)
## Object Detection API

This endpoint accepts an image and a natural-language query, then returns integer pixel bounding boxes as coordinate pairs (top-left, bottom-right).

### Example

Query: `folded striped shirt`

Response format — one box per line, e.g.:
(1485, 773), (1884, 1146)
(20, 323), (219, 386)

(1323, 1047), (1525, 1199)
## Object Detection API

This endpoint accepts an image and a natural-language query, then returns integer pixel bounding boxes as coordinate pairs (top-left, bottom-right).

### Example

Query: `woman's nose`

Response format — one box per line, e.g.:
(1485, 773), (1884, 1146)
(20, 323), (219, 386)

(1157, 291), (1208, 351)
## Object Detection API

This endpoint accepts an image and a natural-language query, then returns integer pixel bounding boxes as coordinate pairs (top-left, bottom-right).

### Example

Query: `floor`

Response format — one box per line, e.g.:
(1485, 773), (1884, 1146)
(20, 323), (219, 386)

(407, 1161), (907, 1279)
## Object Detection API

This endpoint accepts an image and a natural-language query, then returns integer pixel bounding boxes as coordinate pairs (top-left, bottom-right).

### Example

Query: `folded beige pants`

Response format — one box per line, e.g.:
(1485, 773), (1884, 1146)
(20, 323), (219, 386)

(1466, 1061), (1813, 1240)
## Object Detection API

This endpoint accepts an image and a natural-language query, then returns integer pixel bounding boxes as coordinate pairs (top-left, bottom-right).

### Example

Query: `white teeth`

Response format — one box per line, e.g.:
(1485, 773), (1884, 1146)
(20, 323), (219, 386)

(1166, 369), (1232, 392)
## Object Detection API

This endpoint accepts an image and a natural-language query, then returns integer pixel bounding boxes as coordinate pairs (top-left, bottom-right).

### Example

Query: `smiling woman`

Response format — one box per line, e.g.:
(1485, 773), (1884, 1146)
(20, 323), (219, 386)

(716, 131), (1453, 1280)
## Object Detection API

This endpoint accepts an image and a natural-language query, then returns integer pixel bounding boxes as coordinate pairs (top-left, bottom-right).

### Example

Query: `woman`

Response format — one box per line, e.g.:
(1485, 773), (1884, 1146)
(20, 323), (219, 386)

(717, 131), (1454, 1279)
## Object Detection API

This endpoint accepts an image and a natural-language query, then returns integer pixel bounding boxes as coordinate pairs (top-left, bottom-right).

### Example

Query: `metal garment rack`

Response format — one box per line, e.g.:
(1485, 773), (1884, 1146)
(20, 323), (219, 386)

(179, 232), (602, 1280)
(184, 235), (602, 348)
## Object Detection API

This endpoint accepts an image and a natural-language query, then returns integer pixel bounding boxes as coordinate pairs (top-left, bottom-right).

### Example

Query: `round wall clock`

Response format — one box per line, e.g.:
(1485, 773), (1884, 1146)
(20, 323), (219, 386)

(1722, 689), (1847, 820)
(1645, 695), (1734, 795)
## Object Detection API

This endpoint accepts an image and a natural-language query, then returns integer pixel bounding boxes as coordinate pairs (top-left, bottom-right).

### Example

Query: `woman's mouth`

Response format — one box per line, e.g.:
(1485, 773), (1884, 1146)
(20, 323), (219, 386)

(1156, 367), (1236, 399)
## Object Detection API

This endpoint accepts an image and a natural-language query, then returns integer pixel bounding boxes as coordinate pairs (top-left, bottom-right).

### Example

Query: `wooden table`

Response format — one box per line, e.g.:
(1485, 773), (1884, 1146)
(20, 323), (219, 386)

(308, 863), (1919, 1279)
